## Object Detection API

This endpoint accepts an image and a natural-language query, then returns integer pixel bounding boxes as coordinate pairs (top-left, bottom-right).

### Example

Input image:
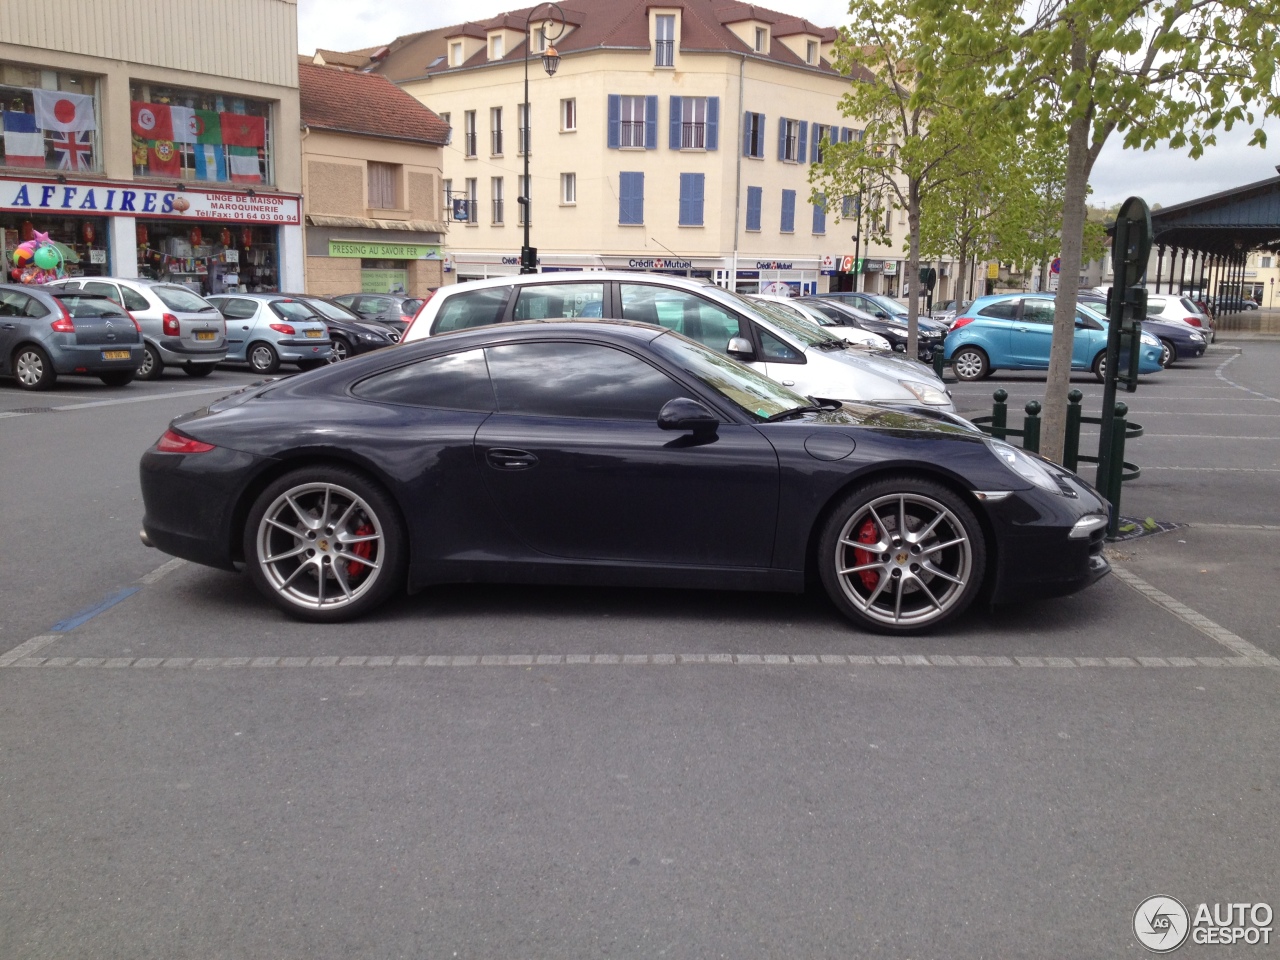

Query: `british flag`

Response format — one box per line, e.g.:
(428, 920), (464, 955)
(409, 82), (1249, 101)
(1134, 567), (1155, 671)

(52, 130), (93, 171)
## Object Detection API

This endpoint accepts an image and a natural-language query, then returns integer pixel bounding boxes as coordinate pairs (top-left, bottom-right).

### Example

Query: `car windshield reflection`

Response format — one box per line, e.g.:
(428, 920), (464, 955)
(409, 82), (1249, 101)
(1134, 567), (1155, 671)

(649, 330), (808, 420)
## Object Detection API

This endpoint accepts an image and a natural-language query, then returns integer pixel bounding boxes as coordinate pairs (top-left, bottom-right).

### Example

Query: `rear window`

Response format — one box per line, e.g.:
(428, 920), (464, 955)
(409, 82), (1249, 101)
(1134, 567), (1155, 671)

(153, 284), (216, 313)
(433, 286), (511, 333)
(978, 300), (1020, 320)
(299, 298), (359, 321)
(55, 295), (130, 319)
(269, 300), (321, 323)
(1179, 298), (1201, 313)
(400, 299), (424, 315)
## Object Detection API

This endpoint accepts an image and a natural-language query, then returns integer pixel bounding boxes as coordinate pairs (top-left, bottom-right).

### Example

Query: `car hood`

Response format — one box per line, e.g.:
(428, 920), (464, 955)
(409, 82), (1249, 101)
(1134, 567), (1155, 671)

(808, 401), (977, 437)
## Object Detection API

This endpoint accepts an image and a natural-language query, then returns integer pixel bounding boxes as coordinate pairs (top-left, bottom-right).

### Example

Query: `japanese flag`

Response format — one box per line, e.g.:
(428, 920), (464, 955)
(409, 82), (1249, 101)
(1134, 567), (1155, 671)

(33, 89), (97, 133)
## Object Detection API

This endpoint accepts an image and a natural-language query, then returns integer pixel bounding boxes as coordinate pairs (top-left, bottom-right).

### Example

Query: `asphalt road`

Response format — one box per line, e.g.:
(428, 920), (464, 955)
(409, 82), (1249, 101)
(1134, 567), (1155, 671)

(2, 344), (1278, 959)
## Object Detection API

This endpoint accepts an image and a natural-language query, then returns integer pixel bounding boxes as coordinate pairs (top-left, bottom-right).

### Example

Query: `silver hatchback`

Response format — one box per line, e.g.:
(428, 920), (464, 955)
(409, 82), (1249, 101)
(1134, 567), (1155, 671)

(205, 293), (332, 373)
(46, 276), (227, 379)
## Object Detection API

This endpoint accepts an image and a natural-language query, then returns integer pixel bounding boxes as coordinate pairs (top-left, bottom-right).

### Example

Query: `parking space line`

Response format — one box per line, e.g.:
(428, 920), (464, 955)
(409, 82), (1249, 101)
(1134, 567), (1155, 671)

(1215, 352), (1280, 403)
(1190, 523), (1280, 531)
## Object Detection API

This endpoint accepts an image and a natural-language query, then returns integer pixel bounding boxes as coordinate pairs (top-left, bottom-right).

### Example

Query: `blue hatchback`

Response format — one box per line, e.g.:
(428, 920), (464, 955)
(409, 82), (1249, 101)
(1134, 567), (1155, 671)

(944, 294), (1163, 383)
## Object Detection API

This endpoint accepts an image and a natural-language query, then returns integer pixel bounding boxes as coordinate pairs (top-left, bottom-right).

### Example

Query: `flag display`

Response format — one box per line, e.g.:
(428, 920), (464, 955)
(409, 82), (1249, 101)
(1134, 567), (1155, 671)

(52, 130), (93, 170)
(193, 143), (226, 181)
(220, 113), (265, 148)
(3, 111), (45, 167)
(148, 139), (181, 177)
(33, 89), (97, 133)
(131, 101), (173, 141)
(193, 110), (221, 144)
(228, 146), (261, 183)
(169, 105), (197, 144)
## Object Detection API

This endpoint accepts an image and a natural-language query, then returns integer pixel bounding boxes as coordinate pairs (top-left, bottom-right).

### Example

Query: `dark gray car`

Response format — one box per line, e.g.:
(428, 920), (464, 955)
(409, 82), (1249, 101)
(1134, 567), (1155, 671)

(0, 284), (144, 390)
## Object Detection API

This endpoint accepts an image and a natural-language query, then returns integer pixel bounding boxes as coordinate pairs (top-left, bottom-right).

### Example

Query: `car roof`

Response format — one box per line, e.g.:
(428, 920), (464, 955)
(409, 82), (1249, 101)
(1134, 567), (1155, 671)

(415, 317), (669, 348)
(429, 271), (716, 296)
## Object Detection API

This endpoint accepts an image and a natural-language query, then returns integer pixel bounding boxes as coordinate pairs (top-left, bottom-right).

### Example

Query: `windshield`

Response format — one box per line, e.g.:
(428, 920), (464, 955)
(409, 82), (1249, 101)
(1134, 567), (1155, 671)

(298, 298), (359, 321)
(713, 287), (835, 348)
(649, 330), (808, 420)
(154, 284), (217, 313)
(870, 295), (908, 317)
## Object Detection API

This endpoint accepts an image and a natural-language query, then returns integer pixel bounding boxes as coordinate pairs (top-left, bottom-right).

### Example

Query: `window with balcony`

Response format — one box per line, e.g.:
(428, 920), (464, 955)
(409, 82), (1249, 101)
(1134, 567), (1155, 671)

(518, 174), (530, 225)
(607, 95), (655, 149)
(669, 96), (719, 150)
(655, 15), (675, 67)
(465, 178), (478, 224)
(491, 177), (504, 223)
(778, 117), (806, 162)
(517, 103), (529, 155)
(463, 110), (477, 157)
(743, 111), (766, 158)
(811, 123), (828, 163)
(490, 106), (503, 155)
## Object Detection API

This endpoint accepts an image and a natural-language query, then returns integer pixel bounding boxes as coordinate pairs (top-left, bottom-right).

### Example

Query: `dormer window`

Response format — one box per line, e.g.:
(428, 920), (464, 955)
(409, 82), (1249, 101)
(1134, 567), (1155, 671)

(754, 27), (768, 52)
(655, 14), (675, 67)
(806, 40), (818, 64)
(535, 27), (547, 53)
(489, 35), (504, 59)
(450, 41), (463, 66)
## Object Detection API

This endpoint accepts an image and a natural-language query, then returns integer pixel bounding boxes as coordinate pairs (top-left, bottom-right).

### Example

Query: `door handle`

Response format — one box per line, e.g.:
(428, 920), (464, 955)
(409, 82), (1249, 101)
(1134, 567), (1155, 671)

(781, 380), (796, 386)
(486, 447), (538, 470)
(1, 323), (15, 330)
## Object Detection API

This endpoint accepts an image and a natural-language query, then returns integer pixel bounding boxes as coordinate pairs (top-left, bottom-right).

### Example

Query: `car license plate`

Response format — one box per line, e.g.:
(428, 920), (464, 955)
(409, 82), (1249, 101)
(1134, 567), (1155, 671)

(305, 329), (323, 338)
(102, 350), (131, 360)
(195, 331), (216, 341)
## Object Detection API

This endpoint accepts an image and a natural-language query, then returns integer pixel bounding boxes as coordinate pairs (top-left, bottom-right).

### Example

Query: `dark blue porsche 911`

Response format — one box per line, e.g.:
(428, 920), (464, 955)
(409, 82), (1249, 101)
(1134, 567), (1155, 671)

(139, 320), (1111, 634)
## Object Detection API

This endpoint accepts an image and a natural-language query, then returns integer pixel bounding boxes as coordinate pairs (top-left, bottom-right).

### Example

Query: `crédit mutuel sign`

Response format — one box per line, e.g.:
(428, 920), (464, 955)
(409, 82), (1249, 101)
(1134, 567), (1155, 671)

(0, 176), (300, 224)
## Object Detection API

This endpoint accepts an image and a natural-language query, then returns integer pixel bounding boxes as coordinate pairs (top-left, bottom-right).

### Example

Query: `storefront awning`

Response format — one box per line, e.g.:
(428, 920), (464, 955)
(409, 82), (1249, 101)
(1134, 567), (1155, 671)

(306, 213), (446, 235)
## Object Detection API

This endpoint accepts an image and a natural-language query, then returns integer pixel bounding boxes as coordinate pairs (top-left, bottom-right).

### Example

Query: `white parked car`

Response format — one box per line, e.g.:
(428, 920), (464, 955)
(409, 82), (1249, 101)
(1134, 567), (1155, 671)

(748, 294), (893, 350)
(404, 272), (957, 414)
(1143, 293), (1216, 341)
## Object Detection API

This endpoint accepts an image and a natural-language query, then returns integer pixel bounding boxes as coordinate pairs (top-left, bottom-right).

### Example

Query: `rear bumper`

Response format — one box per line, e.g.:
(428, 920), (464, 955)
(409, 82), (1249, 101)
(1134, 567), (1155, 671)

(276, 339), (332, 361)
(51, 342), (145, 374)
(154, 337), (228, 364)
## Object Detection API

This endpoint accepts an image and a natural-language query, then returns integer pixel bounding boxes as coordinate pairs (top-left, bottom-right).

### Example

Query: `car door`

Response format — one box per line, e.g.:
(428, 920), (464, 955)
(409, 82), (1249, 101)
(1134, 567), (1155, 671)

(1008, 297), (1055, 365)
(1072, 310), (1105, 368)
(475, 339), (779, 567)
(214, 297), (259, 358)
(0, 289), (37, 368)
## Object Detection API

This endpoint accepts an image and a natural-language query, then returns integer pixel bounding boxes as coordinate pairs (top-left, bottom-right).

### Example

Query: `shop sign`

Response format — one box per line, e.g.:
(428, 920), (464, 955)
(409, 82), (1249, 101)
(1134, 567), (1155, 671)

(328, 240), (440, 259)
(820, 254), (836, 271)
(0, 176), (300, 224)
(628, 257), (692, 270)
(987, 262), (1000, 279)
(863, 259), (884, 272)
(883, 261), (898, 276)
(756, 261), (794, 270)
(89, 249), (106, 264)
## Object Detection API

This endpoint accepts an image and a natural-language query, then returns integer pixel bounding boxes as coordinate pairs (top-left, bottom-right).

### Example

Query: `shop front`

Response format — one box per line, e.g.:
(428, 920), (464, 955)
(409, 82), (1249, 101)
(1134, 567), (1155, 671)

(0, 175), (301, 294)
(303, 226), (446, 298)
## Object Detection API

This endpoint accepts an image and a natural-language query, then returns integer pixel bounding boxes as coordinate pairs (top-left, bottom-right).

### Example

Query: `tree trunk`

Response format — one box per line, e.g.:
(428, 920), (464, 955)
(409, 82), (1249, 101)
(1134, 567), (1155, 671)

(1041, 31), (1092, 465)
(906, 178), (921, 359)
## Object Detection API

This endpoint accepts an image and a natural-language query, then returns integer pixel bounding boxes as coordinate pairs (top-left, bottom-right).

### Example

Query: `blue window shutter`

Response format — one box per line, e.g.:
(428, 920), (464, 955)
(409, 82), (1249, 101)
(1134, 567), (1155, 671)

(781, 189), (795, 232)
(678, 173), (704, 226)
(608, 95), (621, 149)
(679, 173), (692, 224)
(840, 126), (851, 143)
(777, 116), (787, 160)
(693, 174), (704, 225)
(810, 124), (819, 162)
(619, 171), (644, 224)
(645, 95), (658, 149)
(705, 97), (719, 151)
(743, 112), (752, 156)
(797, 121), (808, 163)
(670, 96), (682, 149)
(812, 196), (825, 234)
(746, 186), (762, 231)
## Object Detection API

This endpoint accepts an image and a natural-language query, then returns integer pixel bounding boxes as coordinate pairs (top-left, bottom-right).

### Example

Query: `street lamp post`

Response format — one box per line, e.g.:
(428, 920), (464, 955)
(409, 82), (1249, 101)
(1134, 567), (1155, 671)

(519, 3), (565, 275)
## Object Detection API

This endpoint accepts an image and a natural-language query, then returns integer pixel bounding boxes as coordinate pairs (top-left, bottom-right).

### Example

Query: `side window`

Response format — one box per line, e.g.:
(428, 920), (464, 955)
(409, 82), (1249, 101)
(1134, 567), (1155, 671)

(0, 290), (35, 317)
(220, 298), (259, 321)
(1021, 300), (1055, 324)
(513, 282), (606, 320)
(978, 300), (1020, 320)
(83, 281), (124, 306)
(352, 348), (495, 411)
(121, 287), (150, 311)
(433, 287), (511, 334)
(757, 327), (802, 362)
(486, 342), (686, 420)
(618, 284), (742, 351)
(22, 293), (49, 317)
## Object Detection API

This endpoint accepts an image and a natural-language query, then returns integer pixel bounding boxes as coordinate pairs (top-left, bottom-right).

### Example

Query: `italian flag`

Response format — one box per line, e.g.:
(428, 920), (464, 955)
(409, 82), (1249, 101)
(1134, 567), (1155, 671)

(228, 146), (261, 183)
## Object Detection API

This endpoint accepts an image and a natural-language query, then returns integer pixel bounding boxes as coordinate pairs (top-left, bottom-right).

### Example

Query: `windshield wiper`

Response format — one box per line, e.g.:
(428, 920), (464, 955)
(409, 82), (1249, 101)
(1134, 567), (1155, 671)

(762, 397), (842, 422)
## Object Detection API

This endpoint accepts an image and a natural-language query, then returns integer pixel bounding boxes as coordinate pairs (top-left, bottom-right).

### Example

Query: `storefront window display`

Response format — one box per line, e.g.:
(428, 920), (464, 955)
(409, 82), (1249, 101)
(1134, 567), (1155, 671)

(1, 62), (101, 174)
(361, 259), (408, 294)
(136, 221), (278, 296)
(128, 80), (272, 187)
(1, 212), (109, 280)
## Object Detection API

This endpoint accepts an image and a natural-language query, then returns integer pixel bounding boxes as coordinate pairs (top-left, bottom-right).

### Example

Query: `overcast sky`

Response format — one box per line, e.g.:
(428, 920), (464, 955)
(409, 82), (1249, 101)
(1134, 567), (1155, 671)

(297, 0), (1279, 207)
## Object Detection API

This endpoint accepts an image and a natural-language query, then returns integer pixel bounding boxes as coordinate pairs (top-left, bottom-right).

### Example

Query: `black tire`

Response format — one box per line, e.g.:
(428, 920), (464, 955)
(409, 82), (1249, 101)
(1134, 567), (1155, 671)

(817, 475), (986, 634)
(951, 346), (990, 381)
(13, 344), (56, 390)
(1158, 339), (1176, 368)
(98, 371), (135, 387)
(243, 465), (407, 623)
(296, 359), (328, 372)
(329, 336), (351, 362)
(247, 341), (280, 374)
(1092, 351), (1107, 383)
(136, 343), (164, 380)
(184, 363), (216, 378)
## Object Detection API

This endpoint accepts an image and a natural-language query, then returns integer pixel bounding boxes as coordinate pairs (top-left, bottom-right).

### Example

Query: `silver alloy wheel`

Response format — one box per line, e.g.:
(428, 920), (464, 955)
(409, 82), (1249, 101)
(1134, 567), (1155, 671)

(952, 348), (986, 380)
(138, 345), (158, 378)
(330, 338), (349, 362)
(15, 349), (45, 387)
(255, 481), (385, 611)
(832, 492), (974, 628)
(250, 343), (277, 373)
(1159, 340), (1174, 367)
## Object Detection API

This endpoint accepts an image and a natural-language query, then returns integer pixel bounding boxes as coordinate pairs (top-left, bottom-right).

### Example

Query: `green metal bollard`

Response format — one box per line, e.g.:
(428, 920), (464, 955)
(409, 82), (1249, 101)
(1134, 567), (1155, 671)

(933, 350), (945, 380)
(1022, 400), (1042, 453)
(1063, 389), (1083, 472)
(1106, 401), (1129, 536)
(991, 389), (1008, 440)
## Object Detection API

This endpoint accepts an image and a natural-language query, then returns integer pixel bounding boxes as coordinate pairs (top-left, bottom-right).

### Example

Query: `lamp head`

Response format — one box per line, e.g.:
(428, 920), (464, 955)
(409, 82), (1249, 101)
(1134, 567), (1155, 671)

(541, 45), (560, 76)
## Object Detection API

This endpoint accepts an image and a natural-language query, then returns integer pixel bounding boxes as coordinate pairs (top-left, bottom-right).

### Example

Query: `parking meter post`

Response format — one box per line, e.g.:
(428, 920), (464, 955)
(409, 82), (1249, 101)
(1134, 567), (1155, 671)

(1022, 400), (1042, 454)
(1064, 389), (1083, 472)
(991, 389), (1008, 440)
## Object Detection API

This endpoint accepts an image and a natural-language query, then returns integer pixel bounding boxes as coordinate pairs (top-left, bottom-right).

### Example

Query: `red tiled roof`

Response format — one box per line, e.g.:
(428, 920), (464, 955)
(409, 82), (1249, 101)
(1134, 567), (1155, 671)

(298, 62), (450, 145)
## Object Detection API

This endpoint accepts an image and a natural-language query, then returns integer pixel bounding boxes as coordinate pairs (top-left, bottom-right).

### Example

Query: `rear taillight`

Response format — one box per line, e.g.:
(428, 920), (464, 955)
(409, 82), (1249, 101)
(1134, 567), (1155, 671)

(162, 313), (180, 336)
(51, 299), (75, 333)
(269, 323), (296, 335)
(949, 316), (975, 331)
(125, 310), (141, 333)
(1187, 317), (1202, 327)
(155, 429), (215, 454)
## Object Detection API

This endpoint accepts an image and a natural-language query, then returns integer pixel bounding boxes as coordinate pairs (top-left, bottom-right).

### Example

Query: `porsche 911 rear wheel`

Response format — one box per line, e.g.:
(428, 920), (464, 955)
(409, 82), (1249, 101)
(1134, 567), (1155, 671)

(819, 477), (985, 634)
(245, 467), (405, 622)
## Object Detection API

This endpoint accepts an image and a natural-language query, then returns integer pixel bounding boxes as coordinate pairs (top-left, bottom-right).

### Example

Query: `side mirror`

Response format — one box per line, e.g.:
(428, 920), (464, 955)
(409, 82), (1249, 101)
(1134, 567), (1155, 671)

(726, 336), (755, 359)
(658, 398), (719, 436)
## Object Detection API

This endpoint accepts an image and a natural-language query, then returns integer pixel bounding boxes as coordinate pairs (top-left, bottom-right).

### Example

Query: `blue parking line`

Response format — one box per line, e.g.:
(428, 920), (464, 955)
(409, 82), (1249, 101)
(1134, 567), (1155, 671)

(50, 587), (140, 633)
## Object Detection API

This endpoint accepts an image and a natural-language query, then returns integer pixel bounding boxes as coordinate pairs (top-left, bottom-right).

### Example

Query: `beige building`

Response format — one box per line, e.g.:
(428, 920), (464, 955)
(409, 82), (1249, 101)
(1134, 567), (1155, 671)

(299, 61), (450, 297)
(343, 0), (958, 300)
(0, 0), (303, 292)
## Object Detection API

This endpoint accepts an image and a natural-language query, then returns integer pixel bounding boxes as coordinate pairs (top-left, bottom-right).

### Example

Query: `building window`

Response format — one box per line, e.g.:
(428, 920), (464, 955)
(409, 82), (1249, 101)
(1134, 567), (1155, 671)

(450, 42), (463, 66)
(490, 107), (503, 155)
(128, 80), (271, 184)
(561, 98), (576, 132)
(619, 171), (644, 224)
(678, 173), (704, 226)
(754, 27), (768, 52)
(655, 14), (675, 67)
(670, 96), (719, 150)
(841, 194), (859, 219)
(746, 186), (762, 231)
(0, 67), (101, 174)
(491, 177), (504, 223)
(780, 189), (795, 233)
(561, 172), (576, 204)
(811, 124), (828, 163)
(463, 110), (476, 157)
(812, 195), (826, 234)
(443, 178), (455, 218)
(608, 95), (652, 149)
(465, 178), (478, 224)
(518, 174), (530, 225)
(368, 161), (397, 209)
(439, 111), (450, 128)
(743, 111), (766, 158)
(534, 27), (547, 53)
(778, 117), (806, 162)
(489, 35), (503, 60)
(806, 40), (818, 64)
(1262, 256), (1273, 268)
(518, 103), (529, 156)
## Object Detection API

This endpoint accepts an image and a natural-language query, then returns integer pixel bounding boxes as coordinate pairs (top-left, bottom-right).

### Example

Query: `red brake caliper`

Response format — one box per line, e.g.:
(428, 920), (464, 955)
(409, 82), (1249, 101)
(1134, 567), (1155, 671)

(345, 524), (375, 579)
(853, 520), (880, 591)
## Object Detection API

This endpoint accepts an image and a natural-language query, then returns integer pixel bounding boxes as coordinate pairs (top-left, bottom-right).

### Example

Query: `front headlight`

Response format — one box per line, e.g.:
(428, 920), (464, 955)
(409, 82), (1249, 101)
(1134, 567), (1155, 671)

(1140, 332), (1159, 347)
(357, 332), (387, 342)
(985, 438), (1062, 494)
(1189, 332), (1204, 342)
(898, 379), (950, 405)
